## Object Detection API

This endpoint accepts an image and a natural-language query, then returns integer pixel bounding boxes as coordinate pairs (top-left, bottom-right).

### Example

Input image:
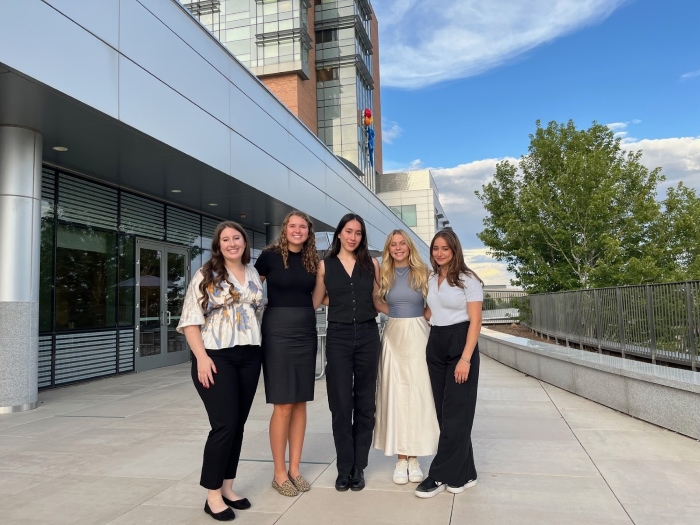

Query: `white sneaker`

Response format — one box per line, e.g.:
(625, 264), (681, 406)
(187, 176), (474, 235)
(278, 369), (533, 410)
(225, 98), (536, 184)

(447, 478), (477, 494)
(408, 458), (424, 483)
(393, 460), (409, 485)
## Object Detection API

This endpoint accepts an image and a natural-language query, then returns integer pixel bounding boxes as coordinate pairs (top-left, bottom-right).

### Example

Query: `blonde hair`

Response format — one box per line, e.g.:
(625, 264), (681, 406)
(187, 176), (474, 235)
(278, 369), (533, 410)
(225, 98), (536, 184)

(377, 230), (429, 302)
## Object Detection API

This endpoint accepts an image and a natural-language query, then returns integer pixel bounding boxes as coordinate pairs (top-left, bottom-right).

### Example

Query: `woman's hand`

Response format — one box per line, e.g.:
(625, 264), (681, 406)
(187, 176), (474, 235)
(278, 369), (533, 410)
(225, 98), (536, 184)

(454, 358), (470, 384)
(197, 355), (217, 388)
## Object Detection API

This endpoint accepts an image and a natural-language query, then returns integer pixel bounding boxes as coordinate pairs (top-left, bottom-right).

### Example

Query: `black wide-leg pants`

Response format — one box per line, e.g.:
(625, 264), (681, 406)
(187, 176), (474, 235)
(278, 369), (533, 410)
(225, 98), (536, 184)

(325, 320), (381, 476)
(426, 321), (479, 486)
(192, 345), (262, 490)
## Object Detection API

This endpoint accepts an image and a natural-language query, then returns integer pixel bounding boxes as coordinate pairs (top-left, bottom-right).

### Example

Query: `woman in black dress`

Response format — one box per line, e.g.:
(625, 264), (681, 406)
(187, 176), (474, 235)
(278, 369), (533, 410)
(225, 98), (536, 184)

(255, 211), (319, 497)
(312, 213), (380, 492)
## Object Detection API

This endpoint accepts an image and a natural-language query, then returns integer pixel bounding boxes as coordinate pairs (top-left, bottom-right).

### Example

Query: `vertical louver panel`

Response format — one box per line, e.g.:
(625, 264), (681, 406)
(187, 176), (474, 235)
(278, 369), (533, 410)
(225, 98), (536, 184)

(120, 193), (165, 239)
(119, 329), (135, 373)
(38, 336), (53, 388)
(57, 175), (118, 229)
(54, 331), (117, 384)
(166, 207), (201, 245)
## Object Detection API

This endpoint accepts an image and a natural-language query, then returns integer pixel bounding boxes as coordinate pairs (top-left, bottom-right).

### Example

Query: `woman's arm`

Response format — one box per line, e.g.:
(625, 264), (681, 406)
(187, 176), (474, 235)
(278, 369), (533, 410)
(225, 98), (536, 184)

(183, 325), (217, 389)
(424, 305), (432, 322)
(312, 260), (327, 310)
(453, 300), (482, 384)
(371, 258), (388, 314)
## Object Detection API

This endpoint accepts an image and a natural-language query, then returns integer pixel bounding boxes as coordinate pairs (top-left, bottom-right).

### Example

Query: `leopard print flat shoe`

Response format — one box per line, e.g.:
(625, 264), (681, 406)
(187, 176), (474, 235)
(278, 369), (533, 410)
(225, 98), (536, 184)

(289, 473), (311, 492)
(272, 479), (299, 497)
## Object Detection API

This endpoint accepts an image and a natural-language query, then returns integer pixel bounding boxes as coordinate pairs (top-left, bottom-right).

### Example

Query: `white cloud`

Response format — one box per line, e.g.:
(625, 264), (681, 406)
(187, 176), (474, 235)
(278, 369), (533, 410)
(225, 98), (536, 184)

(462, 248), (515, 286)
(624, 136), (700, 189)
(680, 69), (700, 81)
(605, 120), (641, 141)
(375, 0), (628, 89)
(382, 120), (403, 144)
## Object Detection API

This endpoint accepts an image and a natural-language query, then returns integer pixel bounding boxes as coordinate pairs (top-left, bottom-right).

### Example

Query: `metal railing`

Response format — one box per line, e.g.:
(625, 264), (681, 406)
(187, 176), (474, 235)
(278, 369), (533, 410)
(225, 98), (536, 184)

(526, 281), (700, 371)
(482, 291), (527, 324)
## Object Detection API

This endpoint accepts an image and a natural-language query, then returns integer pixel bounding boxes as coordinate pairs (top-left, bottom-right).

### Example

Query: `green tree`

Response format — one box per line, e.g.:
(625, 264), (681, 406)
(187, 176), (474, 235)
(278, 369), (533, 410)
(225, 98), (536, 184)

(476, 120), (665, 293)
(655, 182), (700, 280)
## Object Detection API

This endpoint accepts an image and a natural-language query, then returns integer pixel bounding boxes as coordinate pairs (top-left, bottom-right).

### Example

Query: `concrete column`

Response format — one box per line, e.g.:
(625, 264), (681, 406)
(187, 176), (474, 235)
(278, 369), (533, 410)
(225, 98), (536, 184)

(0, 125), (42, 413)
(266, 224), (282, 245)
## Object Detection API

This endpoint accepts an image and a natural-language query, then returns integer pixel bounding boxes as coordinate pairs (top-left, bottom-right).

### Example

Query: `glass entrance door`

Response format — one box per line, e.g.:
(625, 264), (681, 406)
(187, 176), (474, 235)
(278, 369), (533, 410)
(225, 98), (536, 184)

(136, 240), (190, 371)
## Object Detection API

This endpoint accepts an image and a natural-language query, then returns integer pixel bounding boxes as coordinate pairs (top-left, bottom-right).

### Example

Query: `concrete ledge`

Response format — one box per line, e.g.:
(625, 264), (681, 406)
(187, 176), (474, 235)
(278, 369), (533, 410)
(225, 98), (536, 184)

(479, 328), (700, 440)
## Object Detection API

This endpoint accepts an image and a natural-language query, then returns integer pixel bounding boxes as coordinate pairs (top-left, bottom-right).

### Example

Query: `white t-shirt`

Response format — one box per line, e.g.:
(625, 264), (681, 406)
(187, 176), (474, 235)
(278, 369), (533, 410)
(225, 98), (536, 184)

(426, 272), (483, 326)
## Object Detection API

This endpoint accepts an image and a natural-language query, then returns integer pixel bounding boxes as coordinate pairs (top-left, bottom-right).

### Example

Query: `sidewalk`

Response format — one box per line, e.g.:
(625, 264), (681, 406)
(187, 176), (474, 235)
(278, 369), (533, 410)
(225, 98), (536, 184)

(1, 354), (699, 524)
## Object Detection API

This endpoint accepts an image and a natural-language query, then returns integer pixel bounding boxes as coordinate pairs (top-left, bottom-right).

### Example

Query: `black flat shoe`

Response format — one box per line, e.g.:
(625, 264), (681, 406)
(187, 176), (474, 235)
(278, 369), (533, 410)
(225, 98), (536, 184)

(222, 496), (251, 510)
(335, 474), (351, 491)
(204, 500), (235, 521)
(350, 467), (365, 491)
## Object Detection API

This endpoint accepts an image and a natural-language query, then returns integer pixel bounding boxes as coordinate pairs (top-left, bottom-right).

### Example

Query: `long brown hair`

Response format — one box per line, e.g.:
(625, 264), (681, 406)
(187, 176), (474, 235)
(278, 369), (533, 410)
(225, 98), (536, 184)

(265, 211), (319, 274)
(199, 221), (250, 311)
(429, 230), (483, 289)
(328, 213), (375, 277)
(377, 229), (429, 301)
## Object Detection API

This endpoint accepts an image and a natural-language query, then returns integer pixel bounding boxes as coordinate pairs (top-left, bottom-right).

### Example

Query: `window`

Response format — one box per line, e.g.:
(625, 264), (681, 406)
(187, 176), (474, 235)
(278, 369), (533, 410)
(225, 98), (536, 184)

(390, 205), (418, 228)
(317, 67), (339, 82)
(315, 28), (337, 44)
(55, 225), (118, 330)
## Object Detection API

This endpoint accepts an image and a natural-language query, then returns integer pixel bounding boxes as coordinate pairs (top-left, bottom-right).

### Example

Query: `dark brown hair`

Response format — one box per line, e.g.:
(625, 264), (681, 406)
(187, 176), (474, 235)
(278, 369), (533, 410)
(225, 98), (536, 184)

(199, 221), (250, 311)
(429, 230), (483, 289)
(265, 211), (319, 274)
(328, 213), (375, 277)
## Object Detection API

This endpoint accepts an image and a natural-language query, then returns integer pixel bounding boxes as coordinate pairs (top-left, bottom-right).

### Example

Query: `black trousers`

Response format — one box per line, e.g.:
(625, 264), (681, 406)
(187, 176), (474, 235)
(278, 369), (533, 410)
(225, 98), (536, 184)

(426, 321), (480, 486)
(325, 320), (380, 475)
(192, 345), (262, 490)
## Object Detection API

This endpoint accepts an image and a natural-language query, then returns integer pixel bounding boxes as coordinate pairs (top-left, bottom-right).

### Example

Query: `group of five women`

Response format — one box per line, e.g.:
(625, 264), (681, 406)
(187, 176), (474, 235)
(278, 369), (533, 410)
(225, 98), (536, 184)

(177, 211), (483, 521)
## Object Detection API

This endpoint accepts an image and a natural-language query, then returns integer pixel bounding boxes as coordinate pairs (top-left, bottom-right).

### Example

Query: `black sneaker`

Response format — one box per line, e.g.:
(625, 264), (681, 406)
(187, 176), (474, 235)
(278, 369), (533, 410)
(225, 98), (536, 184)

(414, 476), (446, 498)
(447, 478), (477, 494)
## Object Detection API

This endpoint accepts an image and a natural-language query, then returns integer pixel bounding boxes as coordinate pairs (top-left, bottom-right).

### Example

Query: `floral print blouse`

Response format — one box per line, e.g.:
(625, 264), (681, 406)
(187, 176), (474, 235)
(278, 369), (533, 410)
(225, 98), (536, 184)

(176, 264), (264, 349)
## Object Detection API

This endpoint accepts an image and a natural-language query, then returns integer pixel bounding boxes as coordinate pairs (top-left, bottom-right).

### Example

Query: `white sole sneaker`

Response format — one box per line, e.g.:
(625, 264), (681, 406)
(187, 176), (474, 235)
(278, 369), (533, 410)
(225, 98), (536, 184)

(414, 483), (446, 498)
(393, 475), (409, 485)
(447, 479), (477, 494)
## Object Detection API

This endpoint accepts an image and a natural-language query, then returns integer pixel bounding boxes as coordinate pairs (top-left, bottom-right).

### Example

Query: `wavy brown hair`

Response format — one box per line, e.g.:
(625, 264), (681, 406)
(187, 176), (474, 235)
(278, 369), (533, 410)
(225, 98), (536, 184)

(377, 230), (429, 302)
(429, 230), (483, 289)
(264, 211), (319, 274)
(199, 221), (250, 311)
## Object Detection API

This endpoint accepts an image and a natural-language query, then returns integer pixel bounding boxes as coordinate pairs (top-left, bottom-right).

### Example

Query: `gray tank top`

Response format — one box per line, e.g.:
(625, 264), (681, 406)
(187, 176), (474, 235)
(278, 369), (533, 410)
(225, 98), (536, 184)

(386, 267), (424, 318)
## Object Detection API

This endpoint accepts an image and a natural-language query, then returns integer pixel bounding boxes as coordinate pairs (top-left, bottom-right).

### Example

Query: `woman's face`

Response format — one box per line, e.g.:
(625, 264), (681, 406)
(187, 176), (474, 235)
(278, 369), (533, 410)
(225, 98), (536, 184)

(286, 215), (309, 249)
(389, 233), (409, 265)
(219, 227), (245, 264)
(339, 219), (363, 253)
(432, 236), (453, 267)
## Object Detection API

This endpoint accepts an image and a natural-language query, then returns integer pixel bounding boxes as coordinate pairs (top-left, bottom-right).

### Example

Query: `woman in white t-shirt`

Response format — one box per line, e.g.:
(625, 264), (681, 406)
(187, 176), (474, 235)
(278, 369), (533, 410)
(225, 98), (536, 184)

(414, 230), (484, 499)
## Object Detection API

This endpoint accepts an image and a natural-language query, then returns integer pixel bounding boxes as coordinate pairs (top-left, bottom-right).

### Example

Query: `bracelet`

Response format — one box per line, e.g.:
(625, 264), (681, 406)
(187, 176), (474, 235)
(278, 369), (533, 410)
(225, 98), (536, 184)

(460, 357), (471, 365)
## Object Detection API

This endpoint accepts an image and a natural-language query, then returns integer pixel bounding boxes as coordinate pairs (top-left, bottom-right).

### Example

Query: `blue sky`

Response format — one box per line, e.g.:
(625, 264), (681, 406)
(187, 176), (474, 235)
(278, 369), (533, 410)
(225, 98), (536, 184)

(374, 0), (700, 285)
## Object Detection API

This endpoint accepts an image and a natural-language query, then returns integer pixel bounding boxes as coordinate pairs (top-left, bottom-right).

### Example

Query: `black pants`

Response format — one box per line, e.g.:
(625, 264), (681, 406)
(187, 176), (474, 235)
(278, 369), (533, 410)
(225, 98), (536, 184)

(426, 321), (480, 486)
(192, 345), (262, 490)
(325, 320), (380, 475)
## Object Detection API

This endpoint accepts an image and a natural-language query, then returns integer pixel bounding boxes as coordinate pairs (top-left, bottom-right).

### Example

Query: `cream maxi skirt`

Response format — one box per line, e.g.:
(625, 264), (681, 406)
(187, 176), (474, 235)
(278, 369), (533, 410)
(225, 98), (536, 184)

(373, 316), (439, 456)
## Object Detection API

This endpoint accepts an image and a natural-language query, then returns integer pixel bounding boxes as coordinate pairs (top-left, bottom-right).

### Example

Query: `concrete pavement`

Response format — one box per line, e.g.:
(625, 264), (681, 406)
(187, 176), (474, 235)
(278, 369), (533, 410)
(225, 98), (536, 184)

(1, 354), (699, 524)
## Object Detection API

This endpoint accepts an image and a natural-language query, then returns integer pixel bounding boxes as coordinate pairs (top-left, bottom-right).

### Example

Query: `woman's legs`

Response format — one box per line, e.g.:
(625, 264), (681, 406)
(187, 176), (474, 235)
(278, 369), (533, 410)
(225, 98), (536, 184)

(288, 402), (307, 478)
(269, 403), (294, 484)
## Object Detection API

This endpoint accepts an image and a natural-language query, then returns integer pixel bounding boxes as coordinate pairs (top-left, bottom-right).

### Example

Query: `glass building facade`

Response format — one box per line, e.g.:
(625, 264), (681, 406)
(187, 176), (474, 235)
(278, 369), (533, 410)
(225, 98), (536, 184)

(184, 0), (312, 78)
(183, 0), (379, 191)
(37, 166), (265, 388)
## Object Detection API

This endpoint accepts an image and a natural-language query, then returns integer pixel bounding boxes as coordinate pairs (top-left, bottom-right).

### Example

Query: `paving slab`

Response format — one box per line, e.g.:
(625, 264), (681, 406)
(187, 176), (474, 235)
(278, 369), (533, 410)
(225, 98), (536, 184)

(2, 357), (699, 523)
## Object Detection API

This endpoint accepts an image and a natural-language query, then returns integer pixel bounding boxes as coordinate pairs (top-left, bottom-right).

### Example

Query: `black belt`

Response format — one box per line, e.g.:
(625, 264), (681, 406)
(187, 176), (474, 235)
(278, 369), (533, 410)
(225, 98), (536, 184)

(328, 319), (376, 326)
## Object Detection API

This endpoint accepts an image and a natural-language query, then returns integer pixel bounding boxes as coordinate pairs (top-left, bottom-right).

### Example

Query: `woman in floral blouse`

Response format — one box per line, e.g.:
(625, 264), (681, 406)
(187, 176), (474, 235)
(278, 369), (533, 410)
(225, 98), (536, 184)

(177, 221), (264, 522)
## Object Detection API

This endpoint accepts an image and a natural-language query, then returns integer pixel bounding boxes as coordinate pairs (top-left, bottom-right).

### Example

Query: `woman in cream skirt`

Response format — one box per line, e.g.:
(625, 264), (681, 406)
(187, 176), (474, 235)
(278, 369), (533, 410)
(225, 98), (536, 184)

(374, 230), (439, 484)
